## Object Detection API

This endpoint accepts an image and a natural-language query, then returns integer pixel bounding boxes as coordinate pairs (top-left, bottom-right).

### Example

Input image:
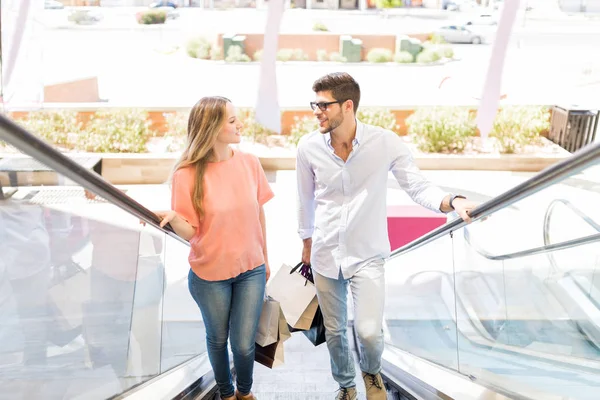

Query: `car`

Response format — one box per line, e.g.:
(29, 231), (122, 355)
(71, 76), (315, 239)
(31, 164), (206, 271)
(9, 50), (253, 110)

(435, 25), (484, 44)
(45, 0), (64, 9)
(149, 0), (179, 8)
(465, 13), (498, 26)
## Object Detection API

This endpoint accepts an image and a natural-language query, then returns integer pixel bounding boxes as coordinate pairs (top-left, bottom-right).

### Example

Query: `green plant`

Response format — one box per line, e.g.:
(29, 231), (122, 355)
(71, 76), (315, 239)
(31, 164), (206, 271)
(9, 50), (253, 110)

(138, 10), (167, 25)
(416, 49), (441, 64)
(440, 45), (454, 59)
(277, 49), (293, 62)
(367, 48), (393, 63)
(376, 0), (403, 8)
(329, 52), (347, 62)
(163, 111), (189, 152)
(289, 116), (318, 146)
(254, 49), (263, 61)
(225, 45), (251, 62)
(81, 109), (153, 153)
(210, 45), (222, 60)
(406, 107), (476, 153)
(312, 22), (329, 31)
(187, 37), (212, 59)
(357, 108), (398, 132)
(13, 110), (82, 149)
(429, 33), (446, 44)
(239, 109), (277, 144)
(292, 48), (309, 61)
(394, 51), (414, 63)
(490, 106), (550, 154)
(317, 49), (328, 62)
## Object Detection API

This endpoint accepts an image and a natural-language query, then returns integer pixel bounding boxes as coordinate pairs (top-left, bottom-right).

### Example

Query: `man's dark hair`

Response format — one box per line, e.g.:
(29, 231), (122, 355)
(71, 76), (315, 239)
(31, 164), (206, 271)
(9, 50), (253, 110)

(312, 72), (360, 113)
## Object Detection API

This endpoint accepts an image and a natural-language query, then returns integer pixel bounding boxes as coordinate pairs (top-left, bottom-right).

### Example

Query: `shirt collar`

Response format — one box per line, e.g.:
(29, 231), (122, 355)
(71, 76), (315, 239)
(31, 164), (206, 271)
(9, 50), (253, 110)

(325, 119), (363, 151)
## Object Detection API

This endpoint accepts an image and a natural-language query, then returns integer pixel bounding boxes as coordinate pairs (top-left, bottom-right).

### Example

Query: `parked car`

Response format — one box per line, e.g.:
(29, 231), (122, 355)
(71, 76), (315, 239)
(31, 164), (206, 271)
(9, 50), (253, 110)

(149, 0), (178, 8)
(68, 8), (103, 25)
(465, 13), (498, 26)
(45, 0), (64, 9)
(435, 25), (484, 44)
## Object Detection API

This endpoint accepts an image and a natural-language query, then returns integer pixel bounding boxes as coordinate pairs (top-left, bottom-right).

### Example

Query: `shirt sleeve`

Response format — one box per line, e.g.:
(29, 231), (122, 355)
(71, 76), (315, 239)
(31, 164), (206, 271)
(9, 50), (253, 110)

(254, 156), (275, 206)
(387, 131), (447, 213)
(296, 141), (316, 239)
(171, 168), (200, 228)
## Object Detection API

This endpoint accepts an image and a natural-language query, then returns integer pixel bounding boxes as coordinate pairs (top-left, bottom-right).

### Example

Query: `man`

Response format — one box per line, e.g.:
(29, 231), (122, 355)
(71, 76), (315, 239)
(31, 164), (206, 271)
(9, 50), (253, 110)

(296, 72), (477, 400)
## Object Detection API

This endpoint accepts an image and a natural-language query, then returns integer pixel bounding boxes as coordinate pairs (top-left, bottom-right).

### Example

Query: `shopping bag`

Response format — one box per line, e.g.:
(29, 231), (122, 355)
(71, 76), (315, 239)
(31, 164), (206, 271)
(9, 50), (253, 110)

(255, 332), (285, 369)
(47, 263), (90, 345)
(302, 306), (327, 347)
(256, 296), (281, 347)
(267, 263), (318, 330)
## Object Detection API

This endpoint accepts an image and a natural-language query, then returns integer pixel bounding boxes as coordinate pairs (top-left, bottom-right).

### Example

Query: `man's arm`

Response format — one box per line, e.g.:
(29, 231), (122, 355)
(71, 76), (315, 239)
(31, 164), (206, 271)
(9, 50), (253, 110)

(296, 144), (316, 264)
(388, 132), (477, 222)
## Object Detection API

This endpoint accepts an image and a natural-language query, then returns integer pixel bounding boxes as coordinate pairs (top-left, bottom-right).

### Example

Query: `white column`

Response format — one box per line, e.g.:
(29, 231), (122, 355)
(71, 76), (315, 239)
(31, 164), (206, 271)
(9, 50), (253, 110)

(1, 0), (44, 108)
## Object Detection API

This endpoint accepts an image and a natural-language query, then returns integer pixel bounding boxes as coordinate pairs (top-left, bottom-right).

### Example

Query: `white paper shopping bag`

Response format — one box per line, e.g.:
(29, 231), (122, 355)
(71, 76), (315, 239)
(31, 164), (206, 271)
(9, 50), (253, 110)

(267, 263), (319, 331)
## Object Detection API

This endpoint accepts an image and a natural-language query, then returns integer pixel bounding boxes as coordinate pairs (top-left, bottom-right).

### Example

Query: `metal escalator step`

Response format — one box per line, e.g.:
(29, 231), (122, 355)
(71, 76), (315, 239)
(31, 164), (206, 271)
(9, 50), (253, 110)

(27, 188), (126, 205)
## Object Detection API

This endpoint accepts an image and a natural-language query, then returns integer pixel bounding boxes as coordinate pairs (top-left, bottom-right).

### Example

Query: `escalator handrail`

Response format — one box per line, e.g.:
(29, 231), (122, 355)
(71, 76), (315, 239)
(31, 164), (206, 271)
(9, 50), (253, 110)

(543, 198), (600, 272)
(462, 227), (600, 261)
(0, 114), (189, 246)
(389, 141), (600, 259)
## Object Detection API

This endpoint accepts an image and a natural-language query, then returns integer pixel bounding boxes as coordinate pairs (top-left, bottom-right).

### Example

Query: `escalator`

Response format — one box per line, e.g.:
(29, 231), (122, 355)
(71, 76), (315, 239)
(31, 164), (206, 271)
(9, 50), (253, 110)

(2, 111), (600, 400)
(1, 115), (473, 399)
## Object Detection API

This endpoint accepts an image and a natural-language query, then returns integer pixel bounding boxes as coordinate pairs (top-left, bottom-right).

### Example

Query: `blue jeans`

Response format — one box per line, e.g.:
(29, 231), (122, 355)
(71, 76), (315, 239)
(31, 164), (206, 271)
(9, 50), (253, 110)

(188, 265), (266, 397)
(313, 261), (386, 389)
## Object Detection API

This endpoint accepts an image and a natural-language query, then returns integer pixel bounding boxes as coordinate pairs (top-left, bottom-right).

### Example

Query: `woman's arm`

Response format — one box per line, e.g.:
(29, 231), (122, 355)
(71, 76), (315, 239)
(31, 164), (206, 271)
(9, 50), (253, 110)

(259, 205), (270, 281)
(156, 210), (196, 241)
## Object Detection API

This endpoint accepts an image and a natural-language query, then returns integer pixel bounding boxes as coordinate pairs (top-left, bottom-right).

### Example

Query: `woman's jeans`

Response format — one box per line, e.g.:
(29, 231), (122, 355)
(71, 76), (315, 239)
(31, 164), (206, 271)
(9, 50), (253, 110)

(188, 265), (266, 397)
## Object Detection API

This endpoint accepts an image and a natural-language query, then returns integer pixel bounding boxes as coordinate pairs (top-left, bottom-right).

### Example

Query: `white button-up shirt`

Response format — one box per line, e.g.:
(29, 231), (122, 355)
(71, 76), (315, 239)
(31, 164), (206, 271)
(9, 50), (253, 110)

(296, 121), (448, 280)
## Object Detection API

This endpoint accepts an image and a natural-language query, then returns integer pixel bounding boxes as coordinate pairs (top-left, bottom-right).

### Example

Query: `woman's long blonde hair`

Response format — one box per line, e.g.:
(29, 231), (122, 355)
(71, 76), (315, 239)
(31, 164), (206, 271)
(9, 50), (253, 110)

(171, 96), (230, 219)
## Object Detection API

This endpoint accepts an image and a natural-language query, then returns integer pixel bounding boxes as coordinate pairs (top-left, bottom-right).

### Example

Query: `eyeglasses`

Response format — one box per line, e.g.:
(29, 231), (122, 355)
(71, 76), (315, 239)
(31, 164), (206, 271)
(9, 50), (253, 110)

(310, 101), (342, 111)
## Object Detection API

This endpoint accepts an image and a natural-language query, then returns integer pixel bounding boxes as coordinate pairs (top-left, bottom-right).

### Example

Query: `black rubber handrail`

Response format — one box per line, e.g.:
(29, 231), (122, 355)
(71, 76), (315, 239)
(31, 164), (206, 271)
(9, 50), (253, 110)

(389, 141), (600, 259)
(0, 113), (189, 245)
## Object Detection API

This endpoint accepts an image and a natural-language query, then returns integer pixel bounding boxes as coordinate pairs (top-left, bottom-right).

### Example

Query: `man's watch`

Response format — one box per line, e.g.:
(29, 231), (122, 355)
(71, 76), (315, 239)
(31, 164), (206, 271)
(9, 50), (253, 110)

(449, 194), (467, 210)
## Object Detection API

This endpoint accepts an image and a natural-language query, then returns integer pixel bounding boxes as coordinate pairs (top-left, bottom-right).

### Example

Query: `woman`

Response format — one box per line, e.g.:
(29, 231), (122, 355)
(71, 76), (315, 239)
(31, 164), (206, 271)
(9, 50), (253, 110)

(156, 96), (273, 400)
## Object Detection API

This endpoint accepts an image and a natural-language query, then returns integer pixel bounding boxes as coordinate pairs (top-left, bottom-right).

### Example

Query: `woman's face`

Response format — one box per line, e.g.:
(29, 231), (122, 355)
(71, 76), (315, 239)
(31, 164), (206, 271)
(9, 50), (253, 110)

(215, 102), (243, 145)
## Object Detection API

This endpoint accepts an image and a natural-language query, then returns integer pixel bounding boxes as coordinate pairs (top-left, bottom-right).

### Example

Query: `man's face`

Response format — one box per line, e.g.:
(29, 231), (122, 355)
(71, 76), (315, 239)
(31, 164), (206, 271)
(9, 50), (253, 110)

(312, 91), (344, 134)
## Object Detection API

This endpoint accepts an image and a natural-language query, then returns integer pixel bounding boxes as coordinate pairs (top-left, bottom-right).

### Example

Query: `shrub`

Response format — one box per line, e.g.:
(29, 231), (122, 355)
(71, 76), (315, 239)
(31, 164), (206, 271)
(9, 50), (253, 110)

(289, 116), (318, 146)
(225, 46), (251, 62)
(80, 109), (153, 153)
(406, 107), (476, 153)
(329, 52), (347, 62)
(394, 51), (414, 63)
(376, 0), (403, 8)
(292, 48), (309, 61)
(317, 49), (328, 62)
(239, 109), (277, 144)
(416, 49), (441, 64)
(440, 45), (454, 59)
(187, 37), (212, 59)
(137, 10), (166, 25)
(313, 22), (328, 31)
(12, 110), (82, 149)
(210, 45), (222, 60)
(254, 49), (263, 61)
(367, 48), (393, 63)
(276, 48), (309, 61)
(277, 49), (293, 62)
(429, 33), (446, 44)
(163, 111), (189, 152)
(357, 108), (398, 132)
(490, 106), (550, 154)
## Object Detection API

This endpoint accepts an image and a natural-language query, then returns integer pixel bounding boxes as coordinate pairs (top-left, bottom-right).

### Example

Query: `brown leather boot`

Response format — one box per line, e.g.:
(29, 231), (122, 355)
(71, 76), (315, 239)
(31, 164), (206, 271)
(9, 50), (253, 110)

(362, 372), (386, 400)
(235, 390), (257, 400)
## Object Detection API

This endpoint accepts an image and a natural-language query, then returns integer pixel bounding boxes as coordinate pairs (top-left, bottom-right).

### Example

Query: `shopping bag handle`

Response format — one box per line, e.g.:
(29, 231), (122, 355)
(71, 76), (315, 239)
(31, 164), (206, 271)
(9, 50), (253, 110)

(291, 262), (314, 285)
